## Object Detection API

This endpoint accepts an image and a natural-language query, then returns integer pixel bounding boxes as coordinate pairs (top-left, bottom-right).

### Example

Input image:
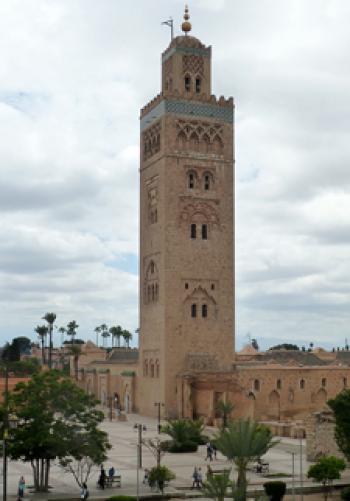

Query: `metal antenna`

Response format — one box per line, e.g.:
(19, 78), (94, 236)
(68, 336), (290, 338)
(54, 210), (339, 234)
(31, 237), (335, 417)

(162, 17), (174, 41)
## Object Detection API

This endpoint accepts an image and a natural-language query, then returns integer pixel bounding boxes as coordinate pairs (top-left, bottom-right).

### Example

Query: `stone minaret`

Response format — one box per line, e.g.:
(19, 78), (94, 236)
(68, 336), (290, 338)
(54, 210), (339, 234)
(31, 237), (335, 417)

(137, 8), (235, 417)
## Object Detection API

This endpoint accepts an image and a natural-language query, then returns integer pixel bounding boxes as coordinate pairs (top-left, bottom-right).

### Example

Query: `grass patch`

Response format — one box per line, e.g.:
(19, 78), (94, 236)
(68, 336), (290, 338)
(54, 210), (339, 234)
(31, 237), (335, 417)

(263, 473), (290, 478)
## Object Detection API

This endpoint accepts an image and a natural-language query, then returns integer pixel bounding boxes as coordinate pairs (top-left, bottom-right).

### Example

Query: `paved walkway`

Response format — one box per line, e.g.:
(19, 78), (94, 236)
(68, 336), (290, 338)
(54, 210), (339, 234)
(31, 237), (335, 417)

(4, 412), (350, 499)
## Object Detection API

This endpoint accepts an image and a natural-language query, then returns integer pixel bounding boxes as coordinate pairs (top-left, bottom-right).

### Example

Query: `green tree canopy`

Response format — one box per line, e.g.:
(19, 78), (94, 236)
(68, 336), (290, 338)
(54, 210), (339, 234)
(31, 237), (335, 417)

(307, 455), (345, 500)
(268, 343), (299, 351)
(214, 419), (277, 501)
(328, 390), (350, 461)
(4, 371), (109, 492)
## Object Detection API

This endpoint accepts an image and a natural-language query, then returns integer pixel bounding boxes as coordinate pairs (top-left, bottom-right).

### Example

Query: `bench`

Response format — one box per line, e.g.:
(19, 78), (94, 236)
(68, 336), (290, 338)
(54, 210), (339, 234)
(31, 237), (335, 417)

(211, 468), (231, 476)
(105, 475), (121, 488)
(253, 462), (269, 474)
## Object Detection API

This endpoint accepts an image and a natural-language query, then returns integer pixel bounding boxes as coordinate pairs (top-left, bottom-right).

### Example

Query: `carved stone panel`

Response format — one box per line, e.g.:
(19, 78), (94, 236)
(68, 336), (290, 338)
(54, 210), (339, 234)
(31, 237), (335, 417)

(143, 121), (161, 161)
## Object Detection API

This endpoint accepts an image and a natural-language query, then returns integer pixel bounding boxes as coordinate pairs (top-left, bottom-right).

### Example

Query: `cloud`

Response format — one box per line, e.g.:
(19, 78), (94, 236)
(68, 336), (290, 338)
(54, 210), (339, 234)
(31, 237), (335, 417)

(0, 0), (350, 352)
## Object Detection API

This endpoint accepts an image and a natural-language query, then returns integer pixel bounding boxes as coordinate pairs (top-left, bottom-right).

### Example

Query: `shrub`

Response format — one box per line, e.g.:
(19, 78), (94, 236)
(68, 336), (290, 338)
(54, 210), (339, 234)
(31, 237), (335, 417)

(263, 481), (286, 500)
(148, 465), (175, 493)
(341, 486), (350, 500)
(168, 440), (198, 453)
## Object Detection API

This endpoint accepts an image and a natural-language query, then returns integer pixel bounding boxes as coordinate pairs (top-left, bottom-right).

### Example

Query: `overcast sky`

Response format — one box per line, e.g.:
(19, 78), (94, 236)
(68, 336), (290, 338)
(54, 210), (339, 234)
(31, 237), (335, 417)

(1, 0), (350, 351)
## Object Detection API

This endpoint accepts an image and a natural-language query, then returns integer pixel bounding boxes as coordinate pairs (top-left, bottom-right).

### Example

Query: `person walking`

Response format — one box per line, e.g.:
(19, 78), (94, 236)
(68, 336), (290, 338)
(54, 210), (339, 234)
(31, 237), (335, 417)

(98, 465), (106, 489)
(17, 476), (25, 500)
(212, 442), (217, 459)
(205, 441), (213, 461)
(192, 466), (199, 489)
(197, 467), (203, 488)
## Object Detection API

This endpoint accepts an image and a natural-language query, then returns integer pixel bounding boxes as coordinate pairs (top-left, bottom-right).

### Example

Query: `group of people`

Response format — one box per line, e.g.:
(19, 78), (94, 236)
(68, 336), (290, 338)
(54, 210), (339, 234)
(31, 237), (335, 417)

(205, 441), (218, 461)
(97, 465), (117, 489)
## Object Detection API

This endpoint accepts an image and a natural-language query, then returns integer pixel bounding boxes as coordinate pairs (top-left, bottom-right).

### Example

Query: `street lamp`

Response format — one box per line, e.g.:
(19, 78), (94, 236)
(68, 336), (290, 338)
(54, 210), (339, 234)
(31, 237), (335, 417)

(154, 402), (164, 434)
(133, 423), (147, 468)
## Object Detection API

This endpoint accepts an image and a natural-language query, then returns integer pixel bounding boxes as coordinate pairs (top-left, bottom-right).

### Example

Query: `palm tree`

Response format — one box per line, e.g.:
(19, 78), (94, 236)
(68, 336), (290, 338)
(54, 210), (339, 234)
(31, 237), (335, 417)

(58, 326), (66, 346)
(216, 400), (234, 428)
(34, 325), (48, 365)
(43, 312), (56, 369)
(109, 325), (123, 348)
(214, 419), (277, 501)
(202, 471), (233, 501)
(122, 329), (132, 348)
(94, 326), (101, 347)
(66, 320), (79, 344)
(99, 323), (110, 348)
(66, 343), (82, 380)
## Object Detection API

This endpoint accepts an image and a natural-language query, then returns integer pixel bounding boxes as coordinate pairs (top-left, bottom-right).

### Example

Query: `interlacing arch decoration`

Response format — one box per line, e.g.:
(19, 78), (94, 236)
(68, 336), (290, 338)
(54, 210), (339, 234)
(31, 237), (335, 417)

(143, 121), (161, 160)
(176, 119), (223, 153)
(179, 201), (220, 228)
(144, 260), (159, 305)
(182, 54), (204, 77)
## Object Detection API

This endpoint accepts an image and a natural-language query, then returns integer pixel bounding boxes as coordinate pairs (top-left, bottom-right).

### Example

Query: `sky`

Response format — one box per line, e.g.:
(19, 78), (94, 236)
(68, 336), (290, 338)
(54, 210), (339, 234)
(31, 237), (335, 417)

(1, 0), (350, 351)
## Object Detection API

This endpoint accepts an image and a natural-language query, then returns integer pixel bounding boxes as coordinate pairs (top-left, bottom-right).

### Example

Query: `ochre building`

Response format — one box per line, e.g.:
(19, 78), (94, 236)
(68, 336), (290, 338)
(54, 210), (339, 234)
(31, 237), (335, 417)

(78, 11), (350, 432)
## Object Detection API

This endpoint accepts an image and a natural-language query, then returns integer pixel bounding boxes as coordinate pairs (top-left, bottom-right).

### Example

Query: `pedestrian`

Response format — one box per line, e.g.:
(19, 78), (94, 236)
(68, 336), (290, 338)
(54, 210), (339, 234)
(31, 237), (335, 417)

(143, 468), (150, 485)
(109, 466), (115, 478)
(192, 466), (199, 489)
(212, 442), (217, 459)
(17, 476), (25, 500)
(80, 482), (89, 499)
(98, 465), (106, 489)
(197, 467), (203, 488)
(205, 441), (213, 461)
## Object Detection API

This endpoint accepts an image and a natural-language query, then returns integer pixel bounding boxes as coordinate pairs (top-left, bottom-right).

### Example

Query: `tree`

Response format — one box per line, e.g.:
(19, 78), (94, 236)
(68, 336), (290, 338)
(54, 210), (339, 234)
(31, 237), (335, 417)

(216, 400), (234, 428)
(251, 338), (259, 351)
(263, 481), (286, 500)
(109, 325), (123, 348)
(2, 337), (32, 361)
(66, 320), (79, 344)
(328, 390), (350, 461)
(99, 324), (110, 348)
(34, 325), (48, 364)
(202, 471), (233, 501)
(143, 437), (167, 467)
(214, 419), (277, 501)
(94, 326), (101, 347)
(148, 465), (175, 494)
(122, 329), (132, 348)
(43, 312), (56, 369)
(66, 343), (82, 380)
(307, 456), (345, 500)
(3, 371), (109, 492)
(161, 419), (207, 452)
(268, 343), (299, 351)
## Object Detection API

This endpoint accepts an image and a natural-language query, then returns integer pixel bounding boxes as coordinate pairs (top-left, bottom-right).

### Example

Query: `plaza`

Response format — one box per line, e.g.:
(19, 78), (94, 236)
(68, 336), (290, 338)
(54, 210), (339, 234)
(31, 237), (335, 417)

(4, 411), (350, 500)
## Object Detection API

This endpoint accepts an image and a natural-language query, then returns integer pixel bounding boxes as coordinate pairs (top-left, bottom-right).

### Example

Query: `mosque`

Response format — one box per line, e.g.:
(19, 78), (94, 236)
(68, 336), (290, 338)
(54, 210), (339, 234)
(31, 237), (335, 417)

(77, 8), (350, 435)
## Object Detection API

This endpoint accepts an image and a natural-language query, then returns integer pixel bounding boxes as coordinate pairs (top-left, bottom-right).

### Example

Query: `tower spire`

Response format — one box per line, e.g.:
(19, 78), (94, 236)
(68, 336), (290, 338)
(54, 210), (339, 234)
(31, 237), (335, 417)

(181, 5), (192, 35)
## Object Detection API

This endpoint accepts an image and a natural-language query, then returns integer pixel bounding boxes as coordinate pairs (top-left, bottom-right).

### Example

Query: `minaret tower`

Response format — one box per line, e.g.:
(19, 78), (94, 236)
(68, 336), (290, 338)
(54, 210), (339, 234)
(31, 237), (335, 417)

(137, 8), (235, 417)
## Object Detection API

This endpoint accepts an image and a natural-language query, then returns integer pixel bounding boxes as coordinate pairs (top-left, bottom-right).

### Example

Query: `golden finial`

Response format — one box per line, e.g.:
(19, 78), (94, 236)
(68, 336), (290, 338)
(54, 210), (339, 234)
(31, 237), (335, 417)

(181, 5), (192, 34)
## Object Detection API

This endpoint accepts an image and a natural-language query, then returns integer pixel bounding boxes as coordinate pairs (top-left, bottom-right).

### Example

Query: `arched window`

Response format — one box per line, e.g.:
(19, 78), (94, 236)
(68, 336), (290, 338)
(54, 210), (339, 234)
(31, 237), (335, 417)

(300, 379), (305, 390)
(144, 359), (148, 377)
(150, 360), (154, 378)
(147, 285), (151, 302)
(202, 224), (207, 240)
(185, 283), (189, 289)
(185, 75), (191, 92)
(202, 304), (207, 318)
(150, 261), (155, 274)
(154, 209), (157, 223)
(156, 360), (160, 378)
(204, 174), (210, 190)
(191, 304), (197, 318)
(276, 379), (282, 390)
(152, 284), (155, 301)
(343, 377), (348, 388)
(254, 379), (260, 391)
(195, 77), (201, 93)
(155, 283), (159, 300)
(191, 223), (197, 239)
(322, 378), (327, 388)
(188, 172), (195, 189)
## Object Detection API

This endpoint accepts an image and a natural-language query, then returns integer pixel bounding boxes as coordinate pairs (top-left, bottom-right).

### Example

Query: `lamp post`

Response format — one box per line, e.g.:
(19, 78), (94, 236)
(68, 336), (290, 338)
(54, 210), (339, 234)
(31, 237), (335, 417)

(134, 423), (147, 468)
(291, 452), (295, 501)
(154, 402), (164, 434)
(299, 429), (304, 501)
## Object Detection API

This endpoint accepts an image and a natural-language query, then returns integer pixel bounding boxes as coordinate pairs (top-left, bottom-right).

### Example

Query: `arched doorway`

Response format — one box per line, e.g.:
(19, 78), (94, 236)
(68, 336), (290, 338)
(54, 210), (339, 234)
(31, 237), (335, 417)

(315, 388), (327, 408)
(267, 390), (280, 420)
